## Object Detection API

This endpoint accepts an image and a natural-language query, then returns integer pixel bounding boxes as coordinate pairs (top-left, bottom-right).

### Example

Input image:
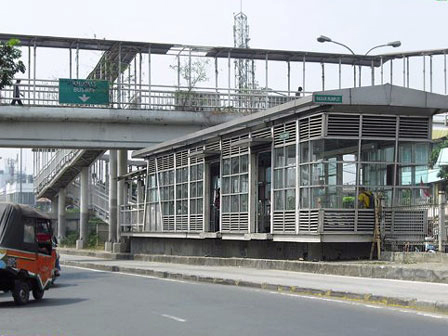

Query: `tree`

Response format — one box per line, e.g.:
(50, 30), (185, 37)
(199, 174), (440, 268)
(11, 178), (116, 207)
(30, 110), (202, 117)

(0, 39), (26, 90)
(170, 58), (209, 110)
(430, 139), (448, 179)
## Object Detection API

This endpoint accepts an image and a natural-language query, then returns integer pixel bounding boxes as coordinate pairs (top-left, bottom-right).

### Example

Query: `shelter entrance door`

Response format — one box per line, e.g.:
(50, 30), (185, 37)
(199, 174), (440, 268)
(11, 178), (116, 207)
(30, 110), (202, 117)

(209, 162), (220, 232)
(256, 151), (271, 233)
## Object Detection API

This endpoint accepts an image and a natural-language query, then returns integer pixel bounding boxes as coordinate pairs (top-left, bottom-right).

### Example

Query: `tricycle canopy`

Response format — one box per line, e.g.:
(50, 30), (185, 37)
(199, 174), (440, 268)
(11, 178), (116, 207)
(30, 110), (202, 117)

(0, 203), (51, 253)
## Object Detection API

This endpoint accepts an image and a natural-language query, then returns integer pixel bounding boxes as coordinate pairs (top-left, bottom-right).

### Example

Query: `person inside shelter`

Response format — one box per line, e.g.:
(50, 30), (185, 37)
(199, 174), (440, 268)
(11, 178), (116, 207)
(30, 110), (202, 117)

(358, 187), (374, 209)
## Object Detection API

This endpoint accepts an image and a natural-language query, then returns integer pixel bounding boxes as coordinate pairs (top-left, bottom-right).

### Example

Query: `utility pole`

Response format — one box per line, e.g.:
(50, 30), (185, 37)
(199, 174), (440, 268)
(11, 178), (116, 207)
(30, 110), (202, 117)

(19, 148), (22, 204)
(439, 191), (446, 252)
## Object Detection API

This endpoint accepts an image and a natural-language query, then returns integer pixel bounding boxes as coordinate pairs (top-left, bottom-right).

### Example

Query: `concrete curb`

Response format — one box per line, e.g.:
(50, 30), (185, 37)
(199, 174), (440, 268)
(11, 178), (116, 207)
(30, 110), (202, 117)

(58, 248), (448, 284)
(61, 259), (448, 315)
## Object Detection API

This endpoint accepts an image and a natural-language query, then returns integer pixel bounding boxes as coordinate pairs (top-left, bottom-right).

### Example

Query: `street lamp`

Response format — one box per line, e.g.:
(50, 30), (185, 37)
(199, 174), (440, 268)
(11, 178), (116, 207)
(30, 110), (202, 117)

(365, 41), (401, 56)
(317, 35), (401, 87)
(317, 35), (357, 86)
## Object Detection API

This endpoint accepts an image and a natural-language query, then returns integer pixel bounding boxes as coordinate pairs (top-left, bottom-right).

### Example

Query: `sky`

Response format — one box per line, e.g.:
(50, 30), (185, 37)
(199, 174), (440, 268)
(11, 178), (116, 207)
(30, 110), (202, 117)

(1, 0), (447, 173)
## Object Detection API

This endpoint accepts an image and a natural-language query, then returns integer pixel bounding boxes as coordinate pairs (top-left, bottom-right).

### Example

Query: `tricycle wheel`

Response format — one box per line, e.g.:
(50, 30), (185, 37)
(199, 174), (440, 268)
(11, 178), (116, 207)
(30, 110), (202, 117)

(32, 286), (44, 301)
(12, 281), (30, 305)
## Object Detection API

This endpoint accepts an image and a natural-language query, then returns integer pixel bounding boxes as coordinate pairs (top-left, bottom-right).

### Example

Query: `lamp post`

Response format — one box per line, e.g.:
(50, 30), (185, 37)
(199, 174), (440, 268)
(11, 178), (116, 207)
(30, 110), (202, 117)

(317, 35), (357, 87)
(317, 35), (401, 87)
(362, 41), (401, 85)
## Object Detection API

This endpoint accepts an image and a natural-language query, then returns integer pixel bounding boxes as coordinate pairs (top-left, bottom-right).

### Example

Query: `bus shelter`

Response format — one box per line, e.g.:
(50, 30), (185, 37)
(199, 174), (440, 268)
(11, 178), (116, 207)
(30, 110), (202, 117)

(123, 84), (447, 258)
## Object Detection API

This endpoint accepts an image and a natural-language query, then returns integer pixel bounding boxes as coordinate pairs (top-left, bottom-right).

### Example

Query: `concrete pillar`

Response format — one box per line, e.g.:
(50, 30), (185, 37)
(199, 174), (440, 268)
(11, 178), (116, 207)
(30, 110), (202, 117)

(76, 167), (89, 249)
(105, 150), (117, 252)
(114, 149), (128, 253)
(57, 188), (66, 240)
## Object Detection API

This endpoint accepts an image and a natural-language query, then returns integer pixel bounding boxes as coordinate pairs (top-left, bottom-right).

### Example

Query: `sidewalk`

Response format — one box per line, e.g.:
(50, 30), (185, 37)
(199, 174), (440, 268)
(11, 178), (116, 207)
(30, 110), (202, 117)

(59, 252), (448, 314)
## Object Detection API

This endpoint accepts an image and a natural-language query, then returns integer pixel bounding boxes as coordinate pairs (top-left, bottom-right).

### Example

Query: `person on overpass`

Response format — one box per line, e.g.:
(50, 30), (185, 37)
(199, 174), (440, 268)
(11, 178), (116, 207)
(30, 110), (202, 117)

(10, 79), (23, 106)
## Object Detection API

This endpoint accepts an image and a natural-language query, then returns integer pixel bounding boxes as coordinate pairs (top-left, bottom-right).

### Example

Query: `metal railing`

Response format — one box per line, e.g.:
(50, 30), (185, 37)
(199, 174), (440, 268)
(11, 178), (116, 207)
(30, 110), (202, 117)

(0, 79), (305, 114)
(34, 149), (79, 195)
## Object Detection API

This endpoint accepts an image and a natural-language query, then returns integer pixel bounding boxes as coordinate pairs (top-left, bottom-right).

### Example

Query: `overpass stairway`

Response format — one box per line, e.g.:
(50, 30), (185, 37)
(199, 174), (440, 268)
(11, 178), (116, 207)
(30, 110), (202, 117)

(35, 43), (137, 202)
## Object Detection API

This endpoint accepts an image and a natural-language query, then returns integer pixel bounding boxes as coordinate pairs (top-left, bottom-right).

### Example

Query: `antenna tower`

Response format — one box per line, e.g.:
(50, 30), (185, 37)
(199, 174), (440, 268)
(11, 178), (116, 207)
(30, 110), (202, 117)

(233, 3), (255, 90)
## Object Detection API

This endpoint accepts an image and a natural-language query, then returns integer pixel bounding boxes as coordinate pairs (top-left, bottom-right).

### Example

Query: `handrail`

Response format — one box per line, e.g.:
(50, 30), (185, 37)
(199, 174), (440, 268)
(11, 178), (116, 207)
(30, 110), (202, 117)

(0, 78), (307, 113)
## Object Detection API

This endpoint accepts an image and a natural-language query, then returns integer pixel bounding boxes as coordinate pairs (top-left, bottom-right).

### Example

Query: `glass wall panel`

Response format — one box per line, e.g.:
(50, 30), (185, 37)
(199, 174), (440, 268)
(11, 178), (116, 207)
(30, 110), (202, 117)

(221, 154), (249, 214)
(311, 186), (356, 208)
(273, 145), (296, 211)
(311, 139), (359, 161)
(398, 142), (429, 164)
(360, 164), (390, 186)
(361, 140), (395, 162)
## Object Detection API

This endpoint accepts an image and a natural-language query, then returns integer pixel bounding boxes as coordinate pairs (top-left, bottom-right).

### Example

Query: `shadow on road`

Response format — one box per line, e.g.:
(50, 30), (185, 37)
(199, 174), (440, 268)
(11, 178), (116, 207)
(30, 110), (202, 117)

(0, 297), (88, 308)
(59, 270), (108, 281)
(51, 282), (78, 289)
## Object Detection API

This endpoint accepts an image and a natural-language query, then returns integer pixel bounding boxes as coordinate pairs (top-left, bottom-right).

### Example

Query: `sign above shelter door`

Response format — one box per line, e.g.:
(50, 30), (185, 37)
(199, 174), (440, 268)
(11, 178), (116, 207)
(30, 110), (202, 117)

(313, 94), (343, 104)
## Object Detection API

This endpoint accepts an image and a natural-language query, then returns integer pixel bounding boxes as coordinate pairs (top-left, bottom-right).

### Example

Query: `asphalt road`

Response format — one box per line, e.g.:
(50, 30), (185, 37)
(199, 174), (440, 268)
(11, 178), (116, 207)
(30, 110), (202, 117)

(1, 267), (448, 336)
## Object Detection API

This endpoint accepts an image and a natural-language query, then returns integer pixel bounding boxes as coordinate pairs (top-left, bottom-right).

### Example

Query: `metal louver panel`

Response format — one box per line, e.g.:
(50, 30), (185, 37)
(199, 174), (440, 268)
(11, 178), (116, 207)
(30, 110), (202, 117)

(298, 210), (319, 232)
(362, 116), (396, 138)
(323, 210), (355, 232)
(327, 114), (360, 137)
(272, 211), (296, 233)
(148, 159), (156, 174)
(163, 217), (175, 231)
(309, 115), (323, 138)
(221, 213), (249, 232)
(222, 135), (249, 157)
(175, 216), (188, 231)
(399, 117), (429, 139)
(205, 140), (220, 152)
(157, 154), (174, 170)
(176, 151), (188, 167)
(299, 115), (323, 141)
(190, 215), (203, 231)
(251, 127), (272, 139)
(357, 210), (375, 232)
(274, 121), (296, 145)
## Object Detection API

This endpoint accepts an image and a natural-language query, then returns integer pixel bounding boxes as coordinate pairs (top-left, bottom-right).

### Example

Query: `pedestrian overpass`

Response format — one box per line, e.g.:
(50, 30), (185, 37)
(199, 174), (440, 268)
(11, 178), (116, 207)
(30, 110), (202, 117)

(1, 33), (448, 252)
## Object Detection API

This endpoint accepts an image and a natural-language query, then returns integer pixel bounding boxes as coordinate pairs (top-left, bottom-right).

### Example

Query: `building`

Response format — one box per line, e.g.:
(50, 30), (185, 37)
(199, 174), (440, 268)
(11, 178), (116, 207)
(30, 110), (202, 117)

(122, 84), (445, 259)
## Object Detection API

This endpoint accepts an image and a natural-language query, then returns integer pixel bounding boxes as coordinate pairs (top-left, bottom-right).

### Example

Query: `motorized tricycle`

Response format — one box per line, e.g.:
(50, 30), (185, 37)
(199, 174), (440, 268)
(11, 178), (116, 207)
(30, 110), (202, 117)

(0, 203), (57, 305)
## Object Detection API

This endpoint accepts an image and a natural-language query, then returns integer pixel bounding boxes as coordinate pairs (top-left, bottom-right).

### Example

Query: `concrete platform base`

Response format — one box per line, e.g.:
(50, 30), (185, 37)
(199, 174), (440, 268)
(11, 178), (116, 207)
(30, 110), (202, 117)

(113, 242), (126, 253)
(129, 237), (371, 261)
(104, 242), (113, 252)
(76, 239), (85, 249)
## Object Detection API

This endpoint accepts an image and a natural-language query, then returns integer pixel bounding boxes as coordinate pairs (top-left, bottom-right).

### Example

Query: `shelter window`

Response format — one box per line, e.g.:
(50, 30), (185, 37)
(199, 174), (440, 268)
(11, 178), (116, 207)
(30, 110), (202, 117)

(222, 154), (249, 213)
(159, 169), (174, 216)
(273, 145), (296, 211)
(146, 172), (162, 231)
(190, 163), (204, 215)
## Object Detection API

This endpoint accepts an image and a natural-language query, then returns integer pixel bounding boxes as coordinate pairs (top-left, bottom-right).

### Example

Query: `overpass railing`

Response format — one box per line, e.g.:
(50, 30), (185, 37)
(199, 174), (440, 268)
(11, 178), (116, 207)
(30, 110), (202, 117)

(0, 79), (303, 113)
(34, 149), (79, 195)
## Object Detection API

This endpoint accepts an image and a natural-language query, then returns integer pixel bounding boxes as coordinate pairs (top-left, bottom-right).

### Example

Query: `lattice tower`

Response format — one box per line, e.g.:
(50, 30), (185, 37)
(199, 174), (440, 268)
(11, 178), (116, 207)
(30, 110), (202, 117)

(233, 10), (255, 90)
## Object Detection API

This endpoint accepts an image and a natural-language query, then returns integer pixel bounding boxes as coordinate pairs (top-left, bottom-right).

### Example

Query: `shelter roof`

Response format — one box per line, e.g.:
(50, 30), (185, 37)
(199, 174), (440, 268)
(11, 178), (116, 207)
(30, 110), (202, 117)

(133, 84), (448, 158)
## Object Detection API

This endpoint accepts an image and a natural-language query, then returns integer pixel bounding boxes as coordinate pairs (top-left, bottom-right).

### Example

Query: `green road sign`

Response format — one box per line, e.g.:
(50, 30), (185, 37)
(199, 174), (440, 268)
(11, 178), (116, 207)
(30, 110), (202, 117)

(59, 79), (109, 105)
(313, 94), (343, 104)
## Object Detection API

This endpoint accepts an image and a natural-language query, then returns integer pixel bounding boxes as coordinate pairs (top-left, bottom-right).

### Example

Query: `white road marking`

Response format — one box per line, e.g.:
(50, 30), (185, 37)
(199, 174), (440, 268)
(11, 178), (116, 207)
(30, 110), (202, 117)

(63, 265), (107, 273)
(62, 265), (198, 284)
(63, 265), (448, 321)
(271, 291), (448, 320)
(160, 314), (187, 322)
